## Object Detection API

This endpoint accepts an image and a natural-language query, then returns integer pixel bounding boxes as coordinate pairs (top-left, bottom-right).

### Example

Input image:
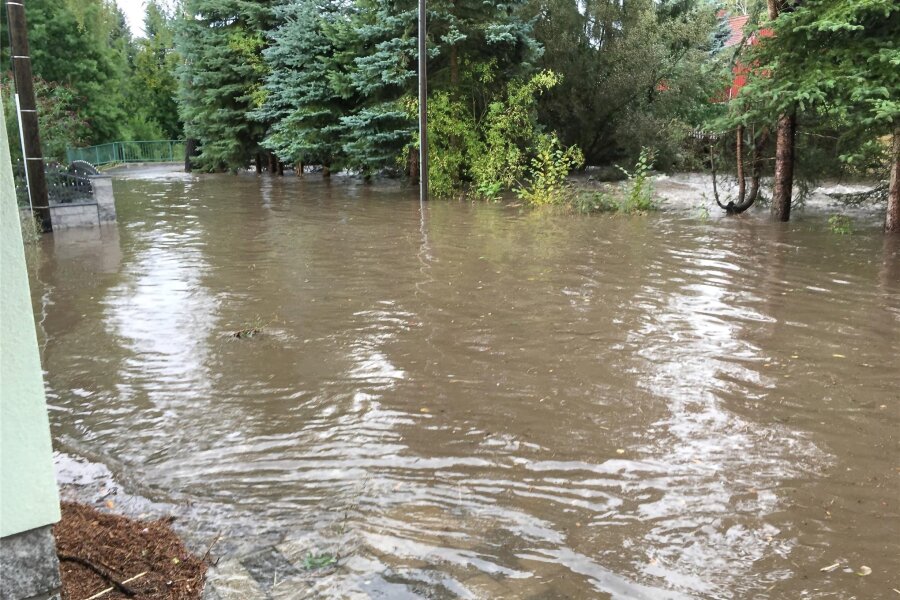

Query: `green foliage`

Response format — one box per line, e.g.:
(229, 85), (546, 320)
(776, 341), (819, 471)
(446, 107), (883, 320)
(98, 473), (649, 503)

(516, 134), (584, 205)
(572, 190), (620, 213)
(0, 0), (133, 145)
(617, 147), (658, 212)
(253, 0), (350, 169)
(301, 552), (337, 570)
(126, 1), (182, 139)
(471, 70), (563, 196)
(727, 0), (899, 183)
(335, 0), (541, 173)
(400, 68), (583, 202)
(569, 149), (661, 213)
(827, 214), (853, 235)
(407, 91), (480, 196)
(176, 0), (276, 171)
(2, 77), (88, 162)
(530, 0), (720, 167)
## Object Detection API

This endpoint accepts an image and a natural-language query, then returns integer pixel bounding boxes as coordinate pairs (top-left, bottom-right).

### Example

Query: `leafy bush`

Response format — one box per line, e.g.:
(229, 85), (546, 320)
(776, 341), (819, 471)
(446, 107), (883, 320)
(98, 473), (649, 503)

(572, 148), (661, 214)
(572, 191), (619, 213)
(516, 134), (584, 206)
(617, 147), (658, 213)
(403, 69), (584, 203)
(471, 70), (562, 198)
(828, 214), (853, 235)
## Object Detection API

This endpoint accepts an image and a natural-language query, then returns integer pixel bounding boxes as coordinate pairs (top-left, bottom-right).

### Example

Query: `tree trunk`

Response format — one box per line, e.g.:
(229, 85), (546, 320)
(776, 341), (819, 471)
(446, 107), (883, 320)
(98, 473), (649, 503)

(887, 125), (900, 232)
(295, 161), (304, 177)
(409, 146), (419, 184)
(184, 138), (198, 173)
(772, 111), (795, 222)
(322, 165), (331, 178)
(766, 0), (796, 222)
(736, 125), (746, 204)
(255, 153), (262, 174)
(450, 44), (459, 86)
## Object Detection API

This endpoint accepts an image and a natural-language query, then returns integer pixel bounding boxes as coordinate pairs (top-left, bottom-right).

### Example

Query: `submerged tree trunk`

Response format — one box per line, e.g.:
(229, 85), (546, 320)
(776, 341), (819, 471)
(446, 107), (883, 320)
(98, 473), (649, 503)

(772, 111), (796, 222)
(409, 147), (419, 184)
(766, 0), (797, 222)
(322, 165), (331, 178)
(887, 125), (900, 232)
(184, 138), (199, 173)
(711, 127), (768, 215)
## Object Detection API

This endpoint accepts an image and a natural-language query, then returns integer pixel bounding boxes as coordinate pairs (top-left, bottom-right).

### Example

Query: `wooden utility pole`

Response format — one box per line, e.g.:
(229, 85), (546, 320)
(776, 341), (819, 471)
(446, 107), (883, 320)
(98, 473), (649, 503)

(418, 0), (428, 202)
(6, 0), (51, 231)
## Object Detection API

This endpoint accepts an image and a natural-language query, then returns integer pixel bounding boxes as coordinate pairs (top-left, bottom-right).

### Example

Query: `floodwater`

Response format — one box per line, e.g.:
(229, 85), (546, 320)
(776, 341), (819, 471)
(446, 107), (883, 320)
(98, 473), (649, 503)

(29, 171), (899, 599)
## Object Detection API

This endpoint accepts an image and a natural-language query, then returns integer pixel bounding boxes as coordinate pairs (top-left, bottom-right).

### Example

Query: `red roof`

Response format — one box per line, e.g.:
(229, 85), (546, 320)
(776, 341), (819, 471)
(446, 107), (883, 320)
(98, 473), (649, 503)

(724, 15), (750, 48)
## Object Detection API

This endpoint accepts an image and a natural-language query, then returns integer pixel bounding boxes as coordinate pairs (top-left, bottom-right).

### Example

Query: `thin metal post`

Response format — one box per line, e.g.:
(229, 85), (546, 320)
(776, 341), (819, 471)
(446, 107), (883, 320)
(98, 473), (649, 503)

(418, 0), (428, 202)
(14, 94), (33, 213)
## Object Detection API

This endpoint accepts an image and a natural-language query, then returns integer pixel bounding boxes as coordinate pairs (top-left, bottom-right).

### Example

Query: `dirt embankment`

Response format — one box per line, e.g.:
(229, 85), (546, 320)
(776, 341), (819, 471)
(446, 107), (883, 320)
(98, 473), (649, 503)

(54, 502), (206, 600)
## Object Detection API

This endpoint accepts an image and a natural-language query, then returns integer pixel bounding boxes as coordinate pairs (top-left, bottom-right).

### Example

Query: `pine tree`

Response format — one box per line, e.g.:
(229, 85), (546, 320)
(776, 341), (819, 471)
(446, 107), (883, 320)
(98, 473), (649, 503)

(253, 0), (351, 171)
(737, 0), (900, 228)
(337, 0), (542, 173)
(176, 0), (275, 171)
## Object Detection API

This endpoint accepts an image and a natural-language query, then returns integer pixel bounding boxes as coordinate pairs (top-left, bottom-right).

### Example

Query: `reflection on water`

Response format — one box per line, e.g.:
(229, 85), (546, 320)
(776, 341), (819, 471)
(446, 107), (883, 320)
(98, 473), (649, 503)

(32, 174), (900, 599)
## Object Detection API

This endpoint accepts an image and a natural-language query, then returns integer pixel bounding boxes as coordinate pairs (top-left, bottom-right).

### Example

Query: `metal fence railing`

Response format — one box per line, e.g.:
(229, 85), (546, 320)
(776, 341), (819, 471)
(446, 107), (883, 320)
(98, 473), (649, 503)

(13, 162), (95, 207)
(66, 140), (185, 166)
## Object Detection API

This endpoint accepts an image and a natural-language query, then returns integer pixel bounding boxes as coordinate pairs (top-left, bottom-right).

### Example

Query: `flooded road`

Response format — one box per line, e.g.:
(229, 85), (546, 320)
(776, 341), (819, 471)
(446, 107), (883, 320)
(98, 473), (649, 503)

(29, 172), (899, 598)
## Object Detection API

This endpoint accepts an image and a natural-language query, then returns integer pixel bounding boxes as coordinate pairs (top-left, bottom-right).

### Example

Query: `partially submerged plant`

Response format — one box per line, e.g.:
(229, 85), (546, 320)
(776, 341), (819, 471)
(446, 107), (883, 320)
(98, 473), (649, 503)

(302, 552), (337, 570)
(19, 212), (42, 245)
(828, 214), (853, 235)
(617, 147), (658, 213)
(572, 190), (619, 214)
(515, 134), (584, 206)
(231, 316), (269, 339)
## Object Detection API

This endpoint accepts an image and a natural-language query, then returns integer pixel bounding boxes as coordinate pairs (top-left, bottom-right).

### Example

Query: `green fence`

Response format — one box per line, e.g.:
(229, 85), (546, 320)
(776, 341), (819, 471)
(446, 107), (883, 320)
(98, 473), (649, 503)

(66, 140), (185, 166)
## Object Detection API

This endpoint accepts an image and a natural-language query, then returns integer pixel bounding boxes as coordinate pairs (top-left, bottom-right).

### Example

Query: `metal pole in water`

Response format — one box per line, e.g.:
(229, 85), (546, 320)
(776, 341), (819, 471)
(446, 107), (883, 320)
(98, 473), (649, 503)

(418, 0), (428, 203)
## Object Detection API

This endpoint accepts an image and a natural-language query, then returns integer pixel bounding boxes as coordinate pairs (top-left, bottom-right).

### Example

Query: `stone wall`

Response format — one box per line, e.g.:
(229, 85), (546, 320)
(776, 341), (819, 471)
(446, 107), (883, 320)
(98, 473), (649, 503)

(92, 176), (116, 223)
(50, 203), (100, 229)
(19, 175), (117, 229)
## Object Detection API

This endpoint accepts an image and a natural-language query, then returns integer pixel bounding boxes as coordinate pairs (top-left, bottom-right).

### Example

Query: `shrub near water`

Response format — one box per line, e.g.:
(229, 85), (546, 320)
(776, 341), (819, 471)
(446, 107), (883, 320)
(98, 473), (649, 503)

(516, 134), (585, 206)
(406, 69), (583, 205)
(574, 148), (660, 214)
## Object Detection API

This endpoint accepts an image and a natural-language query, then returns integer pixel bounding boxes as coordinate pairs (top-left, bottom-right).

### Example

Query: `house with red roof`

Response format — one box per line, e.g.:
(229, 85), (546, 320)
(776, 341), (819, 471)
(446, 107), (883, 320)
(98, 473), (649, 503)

(721, 13), (773, 101)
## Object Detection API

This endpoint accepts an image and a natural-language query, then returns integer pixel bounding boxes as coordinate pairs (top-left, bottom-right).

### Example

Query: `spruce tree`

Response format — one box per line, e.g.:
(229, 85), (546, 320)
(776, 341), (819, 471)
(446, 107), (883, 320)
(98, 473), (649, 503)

(337, 0), (542, 173)
(253, 0), (351, 171)
(176, 0), (275, 171)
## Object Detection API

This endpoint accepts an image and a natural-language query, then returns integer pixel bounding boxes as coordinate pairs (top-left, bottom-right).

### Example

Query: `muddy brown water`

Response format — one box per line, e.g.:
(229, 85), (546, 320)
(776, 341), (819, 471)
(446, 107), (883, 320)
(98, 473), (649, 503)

(29, 172), (899, 599)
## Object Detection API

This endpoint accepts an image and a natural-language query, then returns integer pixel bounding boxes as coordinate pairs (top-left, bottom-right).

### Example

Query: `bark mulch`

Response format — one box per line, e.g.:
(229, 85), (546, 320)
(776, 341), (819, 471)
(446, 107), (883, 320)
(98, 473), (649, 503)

(53, 502), (207, 600)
